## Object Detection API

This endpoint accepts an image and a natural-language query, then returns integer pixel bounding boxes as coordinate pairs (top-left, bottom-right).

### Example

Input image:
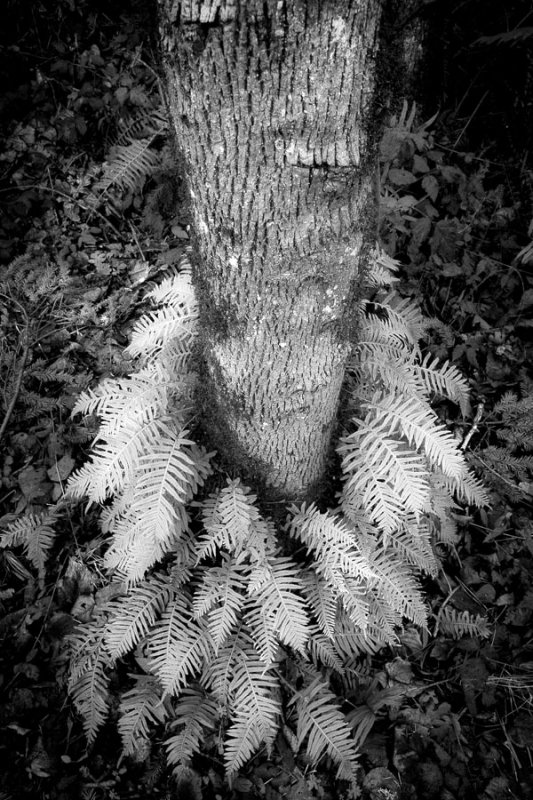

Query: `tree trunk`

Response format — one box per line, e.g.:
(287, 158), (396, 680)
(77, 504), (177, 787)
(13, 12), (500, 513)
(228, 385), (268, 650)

(157, 1), (383, 503)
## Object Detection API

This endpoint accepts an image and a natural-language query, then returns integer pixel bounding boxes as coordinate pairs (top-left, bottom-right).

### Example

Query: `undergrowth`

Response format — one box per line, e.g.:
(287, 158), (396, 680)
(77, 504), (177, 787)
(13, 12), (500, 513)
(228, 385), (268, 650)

(0, 4), (533, 800)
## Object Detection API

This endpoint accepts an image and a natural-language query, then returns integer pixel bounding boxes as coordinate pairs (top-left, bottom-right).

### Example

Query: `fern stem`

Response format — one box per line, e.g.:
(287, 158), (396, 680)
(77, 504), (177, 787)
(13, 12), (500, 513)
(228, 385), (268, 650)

(0, 307), (30, 445)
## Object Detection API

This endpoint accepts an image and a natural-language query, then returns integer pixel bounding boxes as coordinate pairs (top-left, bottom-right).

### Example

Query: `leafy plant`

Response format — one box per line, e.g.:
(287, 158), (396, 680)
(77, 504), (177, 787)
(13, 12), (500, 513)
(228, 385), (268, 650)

(470, 388), (533, 503)
(45, 239), (488, 787)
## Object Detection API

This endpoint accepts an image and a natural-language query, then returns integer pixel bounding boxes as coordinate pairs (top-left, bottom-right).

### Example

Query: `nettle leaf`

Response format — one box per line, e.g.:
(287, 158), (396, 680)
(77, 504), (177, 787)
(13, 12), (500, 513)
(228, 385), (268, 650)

(388, 168), (417, 185)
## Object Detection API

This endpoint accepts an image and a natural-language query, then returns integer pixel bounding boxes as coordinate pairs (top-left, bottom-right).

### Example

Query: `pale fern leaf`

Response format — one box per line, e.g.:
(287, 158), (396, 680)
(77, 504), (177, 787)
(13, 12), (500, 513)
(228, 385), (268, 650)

(360, 538), (428, 627)
(148, 268), (196, 311)
(416, 352), (470, 415)
(365, 247), (401, 288)
(301, 572), (338, 639)
(67, 416), (169, 502)
(105, 574), (174, 659)
(0, 509), (58, 578)
(198, 479), (262, 560)
(126, 305), (198, 360)
(289, 505), (377, 589)
(361, 293), (428, 346)
(355, 348), (424, 398)
(306, 628), (345, 672)
(165, 688), (218, 771)
(148, 593), (212, 697)
(365, 393), (464, 479)
(94, 138), (161, 197)
(340, 578), (370, 632)
(340, 422), (430, 515)
(71, 367), (168, 436)
(68, 618), (111, 744)
(249, 556), (310, 655)
(365, 594), (402, 644)
(295, 681), (359, 783)
(385, 519), (438, 575)
(118, 675), (169, 757)
(103, 519), (170, 583)
(333, 607), (384, 661)
(435, 607), (490, 639)
(224, 648), (281, 778)
(201, 632), (245, 705)
(135, 427), (202, 528)
(444, 466), (490, 506)
(243, 599), (281, 666)
(192, 555), (247, 651)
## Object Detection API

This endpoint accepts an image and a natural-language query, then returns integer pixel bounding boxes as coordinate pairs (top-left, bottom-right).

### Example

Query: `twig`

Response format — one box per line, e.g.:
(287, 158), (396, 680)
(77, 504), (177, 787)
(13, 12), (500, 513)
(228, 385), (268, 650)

(461, 401), (484, 451)
(0, 339), (30, 444)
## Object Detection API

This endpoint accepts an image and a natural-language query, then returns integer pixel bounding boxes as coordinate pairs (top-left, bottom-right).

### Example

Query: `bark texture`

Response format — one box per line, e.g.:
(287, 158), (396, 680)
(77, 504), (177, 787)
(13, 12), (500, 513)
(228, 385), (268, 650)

(158, 0), (383, 502)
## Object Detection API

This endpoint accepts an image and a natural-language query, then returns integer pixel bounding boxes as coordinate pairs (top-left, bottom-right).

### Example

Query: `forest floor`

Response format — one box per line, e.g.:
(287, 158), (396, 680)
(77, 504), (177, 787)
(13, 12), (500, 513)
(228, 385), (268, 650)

(1, 2), (533, 799)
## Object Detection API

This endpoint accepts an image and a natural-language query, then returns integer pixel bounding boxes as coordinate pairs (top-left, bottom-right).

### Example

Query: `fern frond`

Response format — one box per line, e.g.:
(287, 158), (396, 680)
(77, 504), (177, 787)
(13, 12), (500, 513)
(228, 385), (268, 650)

(333, 606), (384, 661)
(118, 675), (169, 757)
(103, 519), (170, 583)
(165, 688), (218, 771)
(339, 578), (370, 632)
(361, 293), (428, 346)
(360, 537), (428, 628)
(198, 479), (262, 561)
(360, 304), (417, 348)
(364, 393), (464, 479)
(441, 466), (490, 507)
(243, 597), (281, 666)
(415, 353), (470, 416)
(94, 138), (161, 196)
(148, 593), (212, 697)
(192, 555), (247, 652)
(301, 572), (338, 639)
(289, 504), (377, 590)
(129, 427), (206, 541)
(385, 519), (438, 575)
(493, 391), (533, 450)
(249, 556), (310, 656)
(355, 348), (470, 417)
(435, 607), (491, 639)
(71, 366), (170, 447)
(364, 248), (401, 288)
(67, 416), (170, 502)
(68, 617), (112, 743)
(0, 508), (59, 578)
(105, 574), (174, 660)
(354, 347), (423, 399)
(294, 681), (359, 783)
(147, 267), (196, 311)
(224, 648), (281, 778)
(115, 106), (168, 146)
(201, 632), (246, 705)
(365, 594), (402, 644)
(340, 422), (430, 527)
(342, 469), (407, 535)
(305, 628), (345, 673)
(126, 305), (198, 361)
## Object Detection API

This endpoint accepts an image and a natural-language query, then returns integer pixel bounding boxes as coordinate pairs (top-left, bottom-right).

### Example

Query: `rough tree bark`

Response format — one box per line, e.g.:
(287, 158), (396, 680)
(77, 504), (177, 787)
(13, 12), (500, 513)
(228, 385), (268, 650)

(157, 1), (385, 503)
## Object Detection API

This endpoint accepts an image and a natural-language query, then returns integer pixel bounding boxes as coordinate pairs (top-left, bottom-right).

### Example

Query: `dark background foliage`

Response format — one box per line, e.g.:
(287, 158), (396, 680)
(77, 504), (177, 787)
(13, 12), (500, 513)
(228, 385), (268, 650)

(1, 1), (532, 799)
